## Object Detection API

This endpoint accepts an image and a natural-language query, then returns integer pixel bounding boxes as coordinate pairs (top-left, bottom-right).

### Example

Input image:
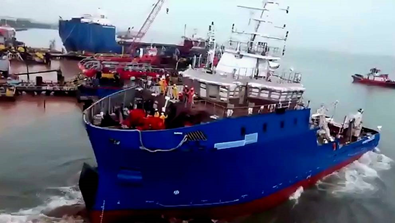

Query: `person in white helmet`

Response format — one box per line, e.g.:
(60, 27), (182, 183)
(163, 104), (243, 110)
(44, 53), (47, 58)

(352, 108), (364, 141)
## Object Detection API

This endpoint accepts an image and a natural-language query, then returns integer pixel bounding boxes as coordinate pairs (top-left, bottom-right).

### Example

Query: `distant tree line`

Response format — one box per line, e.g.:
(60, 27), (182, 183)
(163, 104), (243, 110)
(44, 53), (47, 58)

(0, 18), (58, 30)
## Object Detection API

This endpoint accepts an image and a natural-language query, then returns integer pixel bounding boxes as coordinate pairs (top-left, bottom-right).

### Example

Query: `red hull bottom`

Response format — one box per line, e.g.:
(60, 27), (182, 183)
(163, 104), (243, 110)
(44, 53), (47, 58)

(352, 76), (395, 88)
(89, 154), (364, 223)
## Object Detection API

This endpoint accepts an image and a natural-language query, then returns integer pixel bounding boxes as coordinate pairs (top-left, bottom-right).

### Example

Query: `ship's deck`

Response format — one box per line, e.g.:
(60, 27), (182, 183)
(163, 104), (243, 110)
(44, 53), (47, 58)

(83, 82), (306, 131)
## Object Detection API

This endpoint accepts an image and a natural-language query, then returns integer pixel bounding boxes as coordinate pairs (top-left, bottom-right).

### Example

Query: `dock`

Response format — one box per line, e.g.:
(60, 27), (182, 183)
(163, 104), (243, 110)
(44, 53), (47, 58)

(50, 53), (86, 60)
(6, 69), (79, 97)
(15, 82), (77, 96)
(13, 69), (62, 76)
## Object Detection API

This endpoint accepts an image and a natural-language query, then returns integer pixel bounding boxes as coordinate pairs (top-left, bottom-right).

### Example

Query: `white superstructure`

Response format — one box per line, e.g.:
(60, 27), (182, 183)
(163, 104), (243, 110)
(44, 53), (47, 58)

(73, 8), (112, 26)
(181, 0), (304, 105)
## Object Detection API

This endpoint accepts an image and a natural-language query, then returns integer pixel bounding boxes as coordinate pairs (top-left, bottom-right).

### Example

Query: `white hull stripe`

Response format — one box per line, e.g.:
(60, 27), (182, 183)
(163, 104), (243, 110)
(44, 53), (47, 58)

(214, 133), (258, 150)
(362, 135), (375, 144)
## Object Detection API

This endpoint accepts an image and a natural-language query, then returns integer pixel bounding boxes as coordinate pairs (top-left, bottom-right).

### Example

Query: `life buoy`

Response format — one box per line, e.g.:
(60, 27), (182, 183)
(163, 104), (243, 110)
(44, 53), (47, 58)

(332, 142), (337, 151)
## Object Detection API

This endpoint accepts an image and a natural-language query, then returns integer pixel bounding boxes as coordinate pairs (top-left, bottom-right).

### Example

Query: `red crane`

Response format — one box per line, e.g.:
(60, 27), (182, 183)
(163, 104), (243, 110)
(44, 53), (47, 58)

(128, 0), (165, 54)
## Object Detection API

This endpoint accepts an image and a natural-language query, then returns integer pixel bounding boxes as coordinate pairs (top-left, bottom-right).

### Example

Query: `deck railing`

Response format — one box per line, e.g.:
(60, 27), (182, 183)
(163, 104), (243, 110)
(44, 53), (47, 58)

(210, 64), (302, 84)
(84, 85), (308, 125)
(84, 82), (184, 123)
(193, 100), (227, 118)
(9, 80), (78, 91)
(84, 86), (137, 124)
(193, 99), (302, 118)
(224, 41), (283, 58)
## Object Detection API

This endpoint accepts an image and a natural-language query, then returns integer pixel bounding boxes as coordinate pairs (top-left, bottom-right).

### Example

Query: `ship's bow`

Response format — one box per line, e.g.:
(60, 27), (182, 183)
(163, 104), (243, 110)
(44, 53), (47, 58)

(79, 163), (99, 211)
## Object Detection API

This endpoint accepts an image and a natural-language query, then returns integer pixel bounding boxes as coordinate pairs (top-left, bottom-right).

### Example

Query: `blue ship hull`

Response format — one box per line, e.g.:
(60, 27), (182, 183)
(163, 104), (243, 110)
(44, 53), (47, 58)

(59, 19), (122, 54)
(81, 97), (380, 222)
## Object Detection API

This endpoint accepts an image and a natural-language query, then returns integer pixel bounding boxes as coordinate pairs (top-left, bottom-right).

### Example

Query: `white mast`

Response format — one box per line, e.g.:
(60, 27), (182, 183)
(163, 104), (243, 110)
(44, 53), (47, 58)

(239, 1), (289, 41)
(206, 21), (216, 70)
(235, 0), (290, 56)
(238, 1), (270, 42)
(183, 24), (187, 39)
(210, 0), (290, 79)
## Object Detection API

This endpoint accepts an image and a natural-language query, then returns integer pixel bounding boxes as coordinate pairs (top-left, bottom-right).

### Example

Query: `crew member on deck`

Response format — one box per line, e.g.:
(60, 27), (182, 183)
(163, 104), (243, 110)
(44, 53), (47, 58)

(351, 108), (364, 141)
(172, 84), (179, 100)
(154, 109), (160, 118)
(183, 85), (189, 104)
(17, 46), (25, 53)
(165, 74), (170, 85)
(226, 109), (234, 117)
(188, 87), (195, 106)
(160, 112), (167, 123)
(248, 107), (253, 115)
(158, 78), (164, 94)
(147, 78), (152, 89)
(159, 77), (167, 95)
(44, 52), (51, 66)
(163, 77), (168, 95)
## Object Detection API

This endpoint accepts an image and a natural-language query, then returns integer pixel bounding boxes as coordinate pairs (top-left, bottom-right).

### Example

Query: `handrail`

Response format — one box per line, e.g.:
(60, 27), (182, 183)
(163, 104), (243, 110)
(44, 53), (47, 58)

(212, 64), (302, 84)
(192, 98), (305, 118)
(83, 86), (137, 125)
(138, 130), (189, 153)
(84, 85), (307, 126)
(224, 41), (283, 58)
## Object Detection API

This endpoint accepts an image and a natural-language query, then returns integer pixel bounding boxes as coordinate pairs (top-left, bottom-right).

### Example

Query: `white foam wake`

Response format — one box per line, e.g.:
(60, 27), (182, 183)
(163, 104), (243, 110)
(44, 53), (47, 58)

(289, 186), (304, 205)
(317, 150), (393, 196)
(0, 186), (84, 223)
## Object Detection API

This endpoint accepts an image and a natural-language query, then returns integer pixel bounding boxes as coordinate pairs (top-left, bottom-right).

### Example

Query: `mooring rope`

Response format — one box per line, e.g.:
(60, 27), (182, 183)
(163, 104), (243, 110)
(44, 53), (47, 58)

(137, 130), (188, 153)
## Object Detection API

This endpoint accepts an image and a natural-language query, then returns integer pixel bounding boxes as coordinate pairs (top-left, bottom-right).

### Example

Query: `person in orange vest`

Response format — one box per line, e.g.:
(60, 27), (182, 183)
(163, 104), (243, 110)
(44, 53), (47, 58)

(158, 78), (165, 95)
(163, 77), (168, 95)
(160, 112), (167, 124)
(171, 84), (179, 100)
(188, 87), (195, 106)
(154, 109), (160, 118)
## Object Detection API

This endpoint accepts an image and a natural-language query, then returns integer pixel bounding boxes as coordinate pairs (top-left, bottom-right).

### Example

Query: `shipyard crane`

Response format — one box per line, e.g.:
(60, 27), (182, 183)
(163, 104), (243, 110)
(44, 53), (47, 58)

(128, 0), (165, 54)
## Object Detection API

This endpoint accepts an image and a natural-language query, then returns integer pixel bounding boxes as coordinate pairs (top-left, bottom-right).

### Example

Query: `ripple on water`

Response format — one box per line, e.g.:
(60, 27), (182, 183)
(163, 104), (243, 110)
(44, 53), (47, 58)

(0, 186), (85, 223)
(0, 151), (392, 223)
(316, 150), (393, 197)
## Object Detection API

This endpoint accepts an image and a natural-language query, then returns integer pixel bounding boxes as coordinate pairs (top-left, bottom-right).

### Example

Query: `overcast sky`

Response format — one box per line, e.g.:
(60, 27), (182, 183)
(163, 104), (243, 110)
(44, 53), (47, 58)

(2, 0), (395, 56)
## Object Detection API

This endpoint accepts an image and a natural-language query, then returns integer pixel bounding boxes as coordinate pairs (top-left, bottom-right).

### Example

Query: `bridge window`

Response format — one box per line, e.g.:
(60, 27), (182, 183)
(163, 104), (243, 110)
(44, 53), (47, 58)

(280, 121), (284, 129)
(263, 123), (267, 132)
